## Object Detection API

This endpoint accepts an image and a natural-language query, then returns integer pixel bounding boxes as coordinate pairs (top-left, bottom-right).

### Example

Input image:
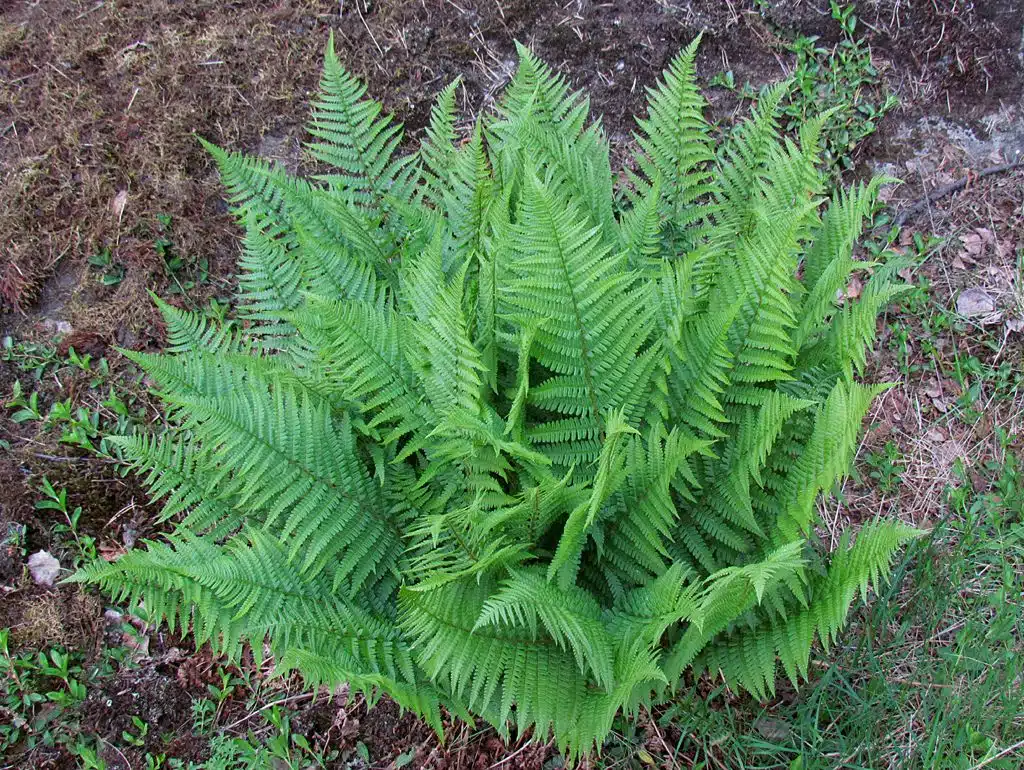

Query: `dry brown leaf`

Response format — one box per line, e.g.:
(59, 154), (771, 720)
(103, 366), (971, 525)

(110, 189), (128, 219)
(99, 543), (127, 562)
(959, 231), (984, 257)
(844, 276), (863, 300)
(995, 238), (1016, 261)
(956, 288), (996, 317)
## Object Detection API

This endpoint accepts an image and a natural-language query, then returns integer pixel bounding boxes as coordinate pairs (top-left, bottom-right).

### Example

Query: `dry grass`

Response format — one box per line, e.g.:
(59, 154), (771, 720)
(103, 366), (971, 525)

(0, 0), (330, 320)
(6, 586), (101, 649)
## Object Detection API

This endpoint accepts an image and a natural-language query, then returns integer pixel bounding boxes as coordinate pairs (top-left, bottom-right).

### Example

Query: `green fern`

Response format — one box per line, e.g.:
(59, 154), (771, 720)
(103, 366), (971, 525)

(74, 36), (924, 762)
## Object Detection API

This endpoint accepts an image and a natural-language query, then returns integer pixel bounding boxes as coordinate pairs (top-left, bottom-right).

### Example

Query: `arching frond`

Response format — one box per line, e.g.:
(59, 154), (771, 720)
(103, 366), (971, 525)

(695, 520), (922, 698)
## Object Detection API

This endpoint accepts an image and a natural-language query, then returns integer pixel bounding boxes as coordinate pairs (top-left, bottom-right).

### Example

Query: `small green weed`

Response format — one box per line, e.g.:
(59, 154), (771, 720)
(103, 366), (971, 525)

(87, 247), (126, 288)
(2, 335), (64, 379)
(122, 715), (149, 748)
(718, 1), (897, 176)
(863, 440), (906, 494)
(155, 214), (209, 297)
(35, 477), (97, 566)
(0, 631), (89, 756)
(203, 706), (337, 770)
(4, 344), (142, 464)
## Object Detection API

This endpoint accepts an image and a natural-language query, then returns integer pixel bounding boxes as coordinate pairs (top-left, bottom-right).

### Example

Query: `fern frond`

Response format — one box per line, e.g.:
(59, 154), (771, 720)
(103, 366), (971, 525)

(108, 431), (240, 538)
(235, 218), (304, 334)
(696, 520), (922, 697)
(809, 263), (911, 379)
(401, 579), (664, 760)
(776, 379), (887, 541)
(152, 293), (241, 355)
(596, 427), (711, 589)
(199, 139), (297, 228)
(72, 530), (413, 681)
(306, 33), (416, 212)
(419, 77), (463, 205)
(476, 567), (616, 687)
(291, 295), (427, 444)
(491, 42), (590, 151)
(662, 540), (807, 680)
(509, 169), (654, 462)
(631, 35), (714, 228)
(663, 308), (738, 438)
(606, 562), (702, 645)
(136, 352), (401, 591)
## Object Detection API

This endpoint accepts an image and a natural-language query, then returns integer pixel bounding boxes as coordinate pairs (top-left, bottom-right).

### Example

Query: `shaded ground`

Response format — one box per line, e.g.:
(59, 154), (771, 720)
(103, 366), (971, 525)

(2, 0), (1023, 768)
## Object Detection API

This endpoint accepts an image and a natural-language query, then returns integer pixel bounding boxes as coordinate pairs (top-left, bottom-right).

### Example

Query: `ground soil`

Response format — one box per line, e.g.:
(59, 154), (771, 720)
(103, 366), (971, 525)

(1, 1), (1023, 767)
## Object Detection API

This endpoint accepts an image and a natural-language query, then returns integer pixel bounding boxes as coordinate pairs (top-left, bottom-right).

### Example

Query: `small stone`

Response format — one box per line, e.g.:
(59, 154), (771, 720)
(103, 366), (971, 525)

(956, 288), (996, 317)
(42, 318), (73, 335)
(27, 550), (60, 587)
(753, 716), (791, 740)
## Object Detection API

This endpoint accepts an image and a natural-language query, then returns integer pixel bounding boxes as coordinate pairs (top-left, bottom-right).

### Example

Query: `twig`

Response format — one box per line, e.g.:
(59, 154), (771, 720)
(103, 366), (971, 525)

(99, 735), (133, 770)
(356, 1), (383, 58)
(487, 739), (534, 769)
(968, 738), (1024, 770)
(74, 1), (105, 20)
(125, 86), (140, 116)
(645, 705), (679, 770)
(894, 158), (1024, 227)
(31, 452), (120, 464)
(220, 691), (316, 732)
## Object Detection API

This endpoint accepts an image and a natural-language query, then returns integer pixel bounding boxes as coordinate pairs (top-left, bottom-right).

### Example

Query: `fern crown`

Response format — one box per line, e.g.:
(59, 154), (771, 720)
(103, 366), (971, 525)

(77, 33), (922, 759)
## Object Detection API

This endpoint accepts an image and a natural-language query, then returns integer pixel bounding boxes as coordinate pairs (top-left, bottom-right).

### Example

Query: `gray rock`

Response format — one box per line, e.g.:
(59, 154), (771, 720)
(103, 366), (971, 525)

(753, 716), (791, 741)
(27, 550), (60, 587)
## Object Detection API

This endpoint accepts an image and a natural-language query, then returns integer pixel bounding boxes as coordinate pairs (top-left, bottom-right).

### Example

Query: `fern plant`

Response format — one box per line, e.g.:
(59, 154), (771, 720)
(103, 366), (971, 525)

(75, 34), (923, 759)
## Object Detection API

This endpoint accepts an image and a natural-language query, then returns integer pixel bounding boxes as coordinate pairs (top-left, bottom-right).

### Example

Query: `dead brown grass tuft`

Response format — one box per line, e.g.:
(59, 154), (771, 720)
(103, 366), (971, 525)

(8, 586), (101, 649)
(0, 0), (330, 321)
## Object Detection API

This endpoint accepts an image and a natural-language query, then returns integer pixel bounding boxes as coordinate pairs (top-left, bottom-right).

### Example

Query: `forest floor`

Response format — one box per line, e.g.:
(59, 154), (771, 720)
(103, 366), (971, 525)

(1, 1), (1023, 768)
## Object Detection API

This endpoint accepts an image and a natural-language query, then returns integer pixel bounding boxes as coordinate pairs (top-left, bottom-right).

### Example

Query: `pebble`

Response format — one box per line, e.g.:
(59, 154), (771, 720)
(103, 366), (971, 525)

(27, 550), (61, 587)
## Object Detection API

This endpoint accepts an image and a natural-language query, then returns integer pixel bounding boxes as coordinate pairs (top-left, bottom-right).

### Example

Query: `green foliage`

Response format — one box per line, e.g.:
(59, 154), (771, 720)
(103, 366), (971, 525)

(0, 631), (93, 756)
(202, 706), (337, 769)
(713, 1), (897, 176)
(4, 345), (140, 461)
(76, 34), (923, 760)
(642, 454), (1023, 770)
